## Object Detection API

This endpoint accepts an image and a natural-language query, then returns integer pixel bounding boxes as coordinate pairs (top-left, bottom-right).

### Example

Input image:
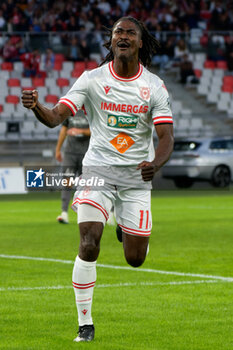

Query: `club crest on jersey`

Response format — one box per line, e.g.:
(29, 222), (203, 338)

(140, 87), (150, 100)
(104, 86), (111, 94)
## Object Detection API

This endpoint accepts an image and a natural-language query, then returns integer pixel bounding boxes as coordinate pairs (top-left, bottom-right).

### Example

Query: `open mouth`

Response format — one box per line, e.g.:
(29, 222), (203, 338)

(117, 42), (130, 49)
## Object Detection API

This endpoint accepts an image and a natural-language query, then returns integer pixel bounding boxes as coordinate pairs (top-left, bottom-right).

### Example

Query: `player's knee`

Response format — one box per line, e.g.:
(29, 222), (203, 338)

(80, 239), (99, 257)
(79, 222), (103, 260)
(125, 253), (145, 268)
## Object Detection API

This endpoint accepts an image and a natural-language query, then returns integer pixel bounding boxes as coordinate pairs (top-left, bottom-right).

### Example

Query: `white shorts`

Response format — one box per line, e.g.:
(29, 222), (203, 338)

(72, 187), (152, 237)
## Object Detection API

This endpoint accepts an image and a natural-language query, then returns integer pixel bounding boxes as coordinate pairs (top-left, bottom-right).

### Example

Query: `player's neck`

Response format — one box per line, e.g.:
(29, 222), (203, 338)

(113, 58), (140, 78)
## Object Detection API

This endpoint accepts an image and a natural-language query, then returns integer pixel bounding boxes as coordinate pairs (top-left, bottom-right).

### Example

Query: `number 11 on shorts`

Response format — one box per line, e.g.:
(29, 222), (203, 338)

(139, 210), (149, 229)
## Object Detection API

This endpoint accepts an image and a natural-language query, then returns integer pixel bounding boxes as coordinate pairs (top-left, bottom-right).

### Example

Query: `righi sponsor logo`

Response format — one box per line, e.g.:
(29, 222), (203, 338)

(107, 114), (139, 129)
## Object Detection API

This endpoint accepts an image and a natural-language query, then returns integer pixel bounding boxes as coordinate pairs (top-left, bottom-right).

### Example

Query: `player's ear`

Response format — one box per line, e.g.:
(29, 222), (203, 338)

(139, 40), (142, 49)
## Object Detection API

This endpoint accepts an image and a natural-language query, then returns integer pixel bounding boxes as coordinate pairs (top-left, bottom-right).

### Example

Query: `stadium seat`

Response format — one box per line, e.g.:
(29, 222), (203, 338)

(216, 61), (227, 70)
(61, 86), (69, 95)
(197, 84), (209, 96)
(213, 69), (224, 77)
(74, 61), (86, 70)
(37, 87), (49, 100)
(15, 104), (28, 119)
(223, 76), (233, 85)
(86, 61), (98, 70)
(32, 78), (45, 87)
(71, 69), (84, 78)
(202, 69), (212, 78)
(34, 121), (48, 140)
(3, 103), (15, 116)
(207, 91), (219, 104)
(45, 78), (55, 88)
(57, 78), (69, 87)
(63, 62), (74, 73)
(211, 76), (222, 88)
(21, 121), (35, 132)
(204, 60), (215, 69)
(191, 118), (203, 129)
(47, 85), (61, 96)
(54, 53), (65, 63)
(0, 105), (3, 113)
(8, 78), (20, 87)
(6, 95), (20, 104)
(180, 109), (192, 118)
(177, 118), (190, 132)
(45, 95), (58, 104)
(171, 100), (182, 114)
(0, 86), (8, 99)
(21, 78), (32, 87)
(53, 62), (63, 71)
(222, 85), (233, 93)
(0, 121), (7, 139)
(194, 69), (202, 78)
(200, 35), (208, 47)
(9, 87), (21, 96)
(14, 61), (23, 72)
(1, 62), (13, 71)
(217, 100), (229, 112)
(0, 70), (10, 79)
(219, 92), (231, 102)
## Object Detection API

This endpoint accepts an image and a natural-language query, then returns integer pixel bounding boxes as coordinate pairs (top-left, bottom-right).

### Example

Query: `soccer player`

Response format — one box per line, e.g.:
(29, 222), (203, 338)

(21, 17), (174, 343)
(55, 110), (90, 224)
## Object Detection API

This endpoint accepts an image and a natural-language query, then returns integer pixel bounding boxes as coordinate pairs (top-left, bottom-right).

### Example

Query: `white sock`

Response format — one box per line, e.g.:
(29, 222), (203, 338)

(72, 256), (96, 326)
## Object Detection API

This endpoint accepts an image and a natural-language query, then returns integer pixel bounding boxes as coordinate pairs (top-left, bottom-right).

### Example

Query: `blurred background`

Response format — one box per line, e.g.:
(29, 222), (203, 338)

(0, 0), (233, 193)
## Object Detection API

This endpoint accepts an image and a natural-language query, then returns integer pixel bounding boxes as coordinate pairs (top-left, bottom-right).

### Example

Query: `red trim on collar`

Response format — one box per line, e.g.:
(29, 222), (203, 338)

(109, 61), (143, 82)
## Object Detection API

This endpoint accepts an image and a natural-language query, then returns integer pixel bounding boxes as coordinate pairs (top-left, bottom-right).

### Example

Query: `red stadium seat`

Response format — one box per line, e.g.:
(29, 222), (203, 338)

(71, 69), (84, 78)
(53, 62), (63, 71)
(216, 61), (227, 69)
(194, 69), (202, 78)
(45, 95), (58, 104)
(204, 60), (215, 69)
(54, 54), (65, 63)
(6, 95), (20, 104)
(200, 35), (208, 47)
(0, 105), (3, 113)
(57, 78), (69, 87)
(74, 61), (86, 70)
(222, 85), (233, 93)
(223, 76), (233, 85)
(32, 78), (45, 87)
(7, 78), (21, 87)
(1, 62), (13, 71)
(86, 61), (98, 70)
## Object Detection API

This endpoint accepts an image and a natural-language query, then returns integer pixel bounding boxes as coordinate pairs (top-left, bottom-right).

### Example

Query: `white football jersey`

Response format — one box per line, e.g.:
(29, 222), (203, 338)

(59, 61), (173, 167)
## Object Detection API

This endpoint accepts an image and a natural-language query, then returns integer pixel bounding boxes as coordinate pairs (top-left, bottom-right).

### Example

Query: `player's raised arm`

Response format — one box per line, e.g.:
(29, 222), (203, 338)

(137, 124), (174, 182)
(21, 89), (72, 128)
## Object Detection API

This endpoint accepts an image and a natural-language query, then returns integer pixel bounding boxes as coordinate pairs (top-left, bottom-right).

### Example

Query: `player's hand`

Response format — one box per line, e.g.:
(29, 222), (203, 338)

(137, 161), (159, 182)
(55, 150), (62, 162)
(21, 90), (38, 109)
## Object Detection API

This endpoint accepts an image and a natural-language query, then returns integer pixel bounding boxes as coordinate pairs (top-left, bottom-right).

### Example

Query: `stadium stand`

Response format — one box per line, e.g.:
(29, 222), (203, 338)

(0, 0), (233, 165)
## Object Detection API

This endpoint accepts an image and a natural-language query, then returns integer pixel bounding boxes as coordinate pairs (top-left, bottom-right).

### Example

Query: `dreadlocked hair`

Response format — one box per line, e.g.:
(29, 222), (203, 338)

(100, 16), (160, 68)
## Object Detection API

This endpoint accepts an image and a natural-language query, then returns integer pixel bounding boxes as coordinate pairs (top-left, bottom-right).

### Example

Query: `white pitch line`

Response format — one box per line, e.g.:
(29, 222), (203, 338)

(1, 254), (233, 282)
(0, 279), (227, 292)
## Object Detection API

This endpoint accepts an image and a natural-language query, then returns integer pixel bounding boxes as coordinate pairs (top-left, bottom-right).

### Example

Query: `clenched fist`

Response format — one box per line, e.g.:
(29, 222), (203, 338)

(21, 90), (38, 109)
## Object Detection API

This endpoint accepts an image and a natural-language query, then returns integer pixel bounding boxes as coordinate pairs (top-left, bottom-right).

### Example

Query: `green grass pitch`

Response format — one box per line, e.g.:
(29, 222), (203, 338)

(0, 191), (233, 350)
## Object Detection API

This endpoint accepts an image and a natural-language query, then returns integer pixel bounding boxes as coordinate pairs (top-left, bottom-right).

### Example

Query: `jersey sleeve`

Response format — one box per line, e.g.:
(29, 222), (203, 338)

(58, 71), (88, 116)
(151, 83), (173, 125)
